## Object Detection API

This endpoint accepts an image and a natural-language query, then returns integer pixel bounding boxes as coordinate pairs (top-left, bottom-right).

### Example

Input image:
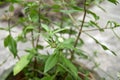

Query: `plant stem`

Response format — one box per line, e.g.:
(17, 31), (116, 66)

(34, 0), (42, 77)
(70, 0), (87, 60)
(74, 0), (87, 47)
(35, 0), (42, 48)
(31, 30), (35, 48)
(31, 29), (37, 76)
(8, 18), (11, 35)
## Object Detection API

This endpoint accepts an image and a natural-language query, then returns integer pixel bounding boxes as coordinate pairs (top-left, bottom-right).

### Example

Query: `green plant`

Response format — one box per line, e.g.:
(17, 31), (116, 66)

(1, 0), (119, 80)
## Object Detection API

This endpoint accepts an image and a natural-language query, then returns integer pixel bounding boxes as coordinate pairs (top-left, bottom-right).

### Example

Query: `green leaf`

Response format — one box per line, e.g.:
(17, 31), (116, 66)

(58, 29), (77, 35)
(24, 25), (34, 33)
(9, 4), (14, 12)
(51, 4), (61, 12)
(89, 21), (104, 31)
(100, 44), (108, 50)
(16, 34), (27, 42)
(71, 5), (83, 11)
(24, 48), (37, 55)
(4, 35), (17, 57)
(29, 11), (38, 22)
(4, 35), (9, 47)
(13, 53), (33, 75)
(87, 10), (99, 20)
(74, 49), (88, 59)
(100, 44), (117, 56)
(61, 56), (78, 78)
(108, 0), (119, 5)
(0, 27), (8, 31)
(44, 53), (59, 73)
(41, 24), (50, 32)
(59, 38), (74, 49)
(106, 21), (120, 28)
(7, 0), (21, 3)
(53, 28), (68, 34)
(41, 75), (54, 80)
(36, 44), (44, 49)
(52, 4), (61, 9)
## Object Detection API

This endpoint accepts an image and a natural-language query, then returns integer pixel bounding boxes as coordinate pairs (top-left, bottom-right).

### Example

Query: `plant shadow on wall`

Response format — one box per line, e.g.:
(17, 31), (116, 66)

(0, 0), (120, 80)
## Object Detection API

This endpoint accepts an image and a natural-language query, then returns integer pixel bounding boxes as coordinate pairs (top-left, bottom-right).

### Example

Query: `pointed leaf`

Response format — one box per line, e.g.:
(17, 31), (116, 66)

(87, 10), (99, 20)
(100, 44), (117, 56)
(4, 35), (17, 57)
(61, 56), (78, 78)
(13, 53), (33, 75)
(74, 48), (88, 59)
(41, 24), (50, 32)
(41, 75), (54, 80)
(4, 35), (9, 47)
(9, 4), (14, 12)
(108, 0), (119, 5)
(36, 44), (44, 49)
(8, 36), (17, 57)
(24, 25), (34, 34)
(59, 38), (74, 49)
(44, 53), (59, 73)
(53, 28), (67, 34)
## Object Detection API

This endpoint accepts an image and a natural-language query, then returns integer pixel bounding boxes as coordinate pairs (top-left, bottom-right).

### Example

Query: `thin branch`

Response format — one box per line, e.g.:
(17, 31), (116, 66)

(31, 30), (35, 48)
(82, 27), (115, 32)
(34, 0), (42, 77)
(36, 0), (42, 48)
(74, 0), (87, 47)
(8, 18), (11, 35)
(70, 0), (87, 60)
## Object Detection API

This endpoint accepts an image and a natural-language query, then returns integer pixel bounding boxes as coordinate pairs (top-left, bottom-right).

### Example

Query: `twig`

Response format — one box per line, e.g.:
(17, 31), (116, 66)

(8, 18), (11, 35)
(82, 27), (118, 32)
(74, 0), (87, 47)
(70, 0), (87, 60)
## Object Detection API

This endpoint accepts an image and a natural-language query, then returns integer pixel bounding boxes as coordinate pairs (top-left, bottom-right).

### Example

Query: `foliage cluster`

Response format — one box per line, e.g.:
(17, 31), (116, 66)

(0, 0), (119, 80)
